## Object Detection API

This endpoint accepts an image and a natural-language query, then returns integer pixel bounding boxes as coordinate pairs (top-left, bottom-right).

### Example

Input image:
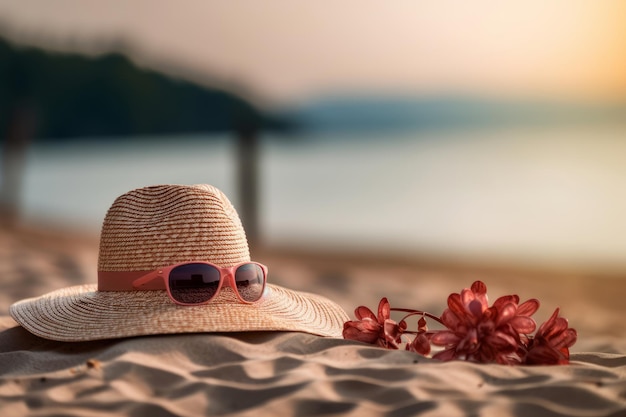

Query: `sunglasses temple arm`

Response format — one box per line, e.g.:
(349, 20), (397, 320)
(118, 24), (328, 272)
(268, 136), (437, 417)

(132, 271), (162, 289)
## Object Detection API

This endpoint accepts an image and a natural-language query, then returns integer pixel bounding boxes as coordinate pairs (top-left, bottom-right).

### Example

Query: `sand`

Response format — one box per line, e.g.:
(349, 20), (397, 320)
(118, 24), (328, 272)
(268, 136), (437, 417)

(1, 224), (625, 416)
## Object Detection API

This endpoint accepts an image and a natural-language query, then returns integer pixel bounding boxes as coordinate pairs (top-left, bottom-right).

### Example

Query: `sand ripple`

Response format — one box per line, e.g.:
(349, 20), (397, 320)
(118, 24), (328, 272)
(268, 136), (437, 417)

(1, 325), (625, 416)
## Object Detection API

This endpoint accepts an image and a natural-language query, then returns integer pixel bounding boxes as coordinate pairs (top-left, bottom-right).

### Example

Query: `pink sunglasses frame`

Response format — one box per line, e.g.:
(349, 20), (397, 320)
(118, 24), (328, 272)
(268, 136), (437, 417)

(131, 261), (268, 306)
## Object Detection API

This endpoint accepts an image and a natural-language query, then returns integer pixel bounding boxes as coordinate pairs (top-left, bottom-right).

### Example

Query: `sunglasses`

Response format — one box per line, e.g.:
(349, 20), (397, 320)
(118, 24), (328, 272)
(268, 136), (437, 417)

(131, 262), (268, 305)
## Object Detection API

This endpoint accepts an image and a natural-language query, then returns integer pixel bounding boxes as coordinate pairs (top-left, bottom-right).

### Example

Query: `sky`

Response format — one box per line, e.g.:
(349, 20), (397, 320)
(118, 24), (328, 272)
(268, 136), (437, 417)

(1, 0), (625, 106)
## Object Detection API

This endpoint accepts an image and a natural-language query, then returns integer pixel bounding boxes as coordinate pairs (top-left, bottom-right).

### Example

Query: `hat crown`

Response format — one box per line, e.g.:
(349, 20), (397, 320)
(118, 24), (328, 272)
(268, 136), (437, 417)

(98, 184), (250, 272)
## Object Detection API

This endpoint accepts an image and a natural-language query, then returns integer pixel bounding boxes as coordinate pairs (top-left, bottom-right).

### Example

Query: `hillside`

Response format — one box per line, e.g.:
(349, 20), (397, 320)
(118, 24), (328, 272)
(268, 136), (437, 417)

(0, 38), (290, 142)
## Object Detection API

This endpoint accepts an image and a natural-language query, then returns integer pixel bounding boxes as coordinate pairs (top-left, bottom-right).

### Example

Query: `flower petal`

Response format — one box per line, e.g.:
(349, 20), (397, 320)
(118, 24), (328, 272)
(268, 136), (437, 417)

(517, 298), (540, 317)
(440, 308), (462, 329)
(525, 344), (562, 365)
(384, 319), (403, 343)
(551, 328), (578, 349)
(343, 324), (379, 344)
(378, 298), (391, 323)
(471, 281), (490, 310)
(537, 309), (569, 339)
(536, 308), (559, 335)
(418, 316), (428, 333)
(356, 318), (382, 333)
(461, 288), (475, 309)
(355, 306), (377, 321)
(493, 295), (519, 310)
(510, 316), (537, 334)
(408, 333), (431, 355)
(487, 330), (518, 349)
(431, 330), (460, 346)
(471, 280), (487, 295)
(497, 302), (517, 324)
(447, 293), (466, 316)
(398, 319), (408, 332)
(468, 299), (484, 319)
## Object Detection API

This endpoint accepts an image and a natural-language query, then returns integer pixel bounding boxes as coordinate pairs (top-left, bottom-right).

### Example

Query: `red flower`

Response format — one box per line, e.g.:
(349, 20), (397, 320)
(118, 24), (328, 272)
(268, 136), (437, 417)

(343, 298), (406, 349)
(430, 281), (539, 365)
(342, 280), (576, 366)
(524, 308), (577, 365)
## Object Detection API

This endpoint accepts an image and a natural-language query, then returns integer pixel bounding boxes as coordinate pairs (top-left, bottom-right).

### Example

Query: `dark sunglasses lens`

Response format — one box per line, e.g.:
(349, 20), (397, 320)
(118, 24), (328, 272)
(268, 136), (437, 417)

(235, 263), (265, 302)
(169, 263), (220, 304)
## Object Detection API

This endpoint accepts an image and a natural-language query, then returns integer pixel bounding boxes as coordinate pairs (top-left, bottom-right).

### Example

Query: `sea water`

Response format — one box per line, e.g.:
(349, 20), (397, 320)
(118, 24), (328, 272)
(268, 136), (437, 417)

(18, 123), (626, 270)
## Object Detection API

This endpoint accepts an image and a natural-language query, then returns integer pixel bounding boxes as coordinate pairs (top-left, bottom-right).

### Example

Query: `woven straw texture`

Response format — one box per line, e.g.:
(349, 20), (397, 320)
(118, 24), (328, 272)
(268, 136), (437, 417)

(98, 184), (250, 270)
(10, 184), (349, 341)
(9, 284), (348, 341)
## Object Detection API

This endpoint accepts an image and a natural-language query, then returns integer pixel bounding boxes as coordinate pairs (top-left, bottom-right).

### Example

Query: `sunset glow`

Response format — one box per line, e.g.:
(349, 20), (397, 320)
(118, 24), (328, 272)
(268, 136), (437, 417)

(0, 0), (624, 103)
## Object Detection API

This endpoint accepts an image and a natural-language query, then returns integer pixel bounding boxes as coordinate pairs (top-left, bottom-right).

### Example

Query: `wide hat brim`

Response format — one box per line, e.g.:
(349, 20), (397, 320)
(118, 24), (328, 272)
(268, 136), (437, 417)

(9, 284), (349, 342)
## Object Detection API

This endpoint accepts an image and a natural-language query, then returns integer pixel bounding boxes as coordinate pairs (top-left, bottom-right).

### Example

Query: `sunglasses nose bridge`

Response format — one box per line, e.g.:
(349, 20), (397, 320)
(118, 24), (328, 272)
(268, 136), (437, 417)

(221, 268), (237, 290)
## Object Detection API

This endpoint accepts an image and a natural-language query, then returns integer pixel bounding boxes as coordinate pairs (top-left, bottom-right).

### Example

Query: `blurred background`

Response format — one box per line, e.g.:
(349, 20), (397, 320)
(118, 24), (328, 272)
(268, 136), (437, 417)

(1, 1), (625, 278)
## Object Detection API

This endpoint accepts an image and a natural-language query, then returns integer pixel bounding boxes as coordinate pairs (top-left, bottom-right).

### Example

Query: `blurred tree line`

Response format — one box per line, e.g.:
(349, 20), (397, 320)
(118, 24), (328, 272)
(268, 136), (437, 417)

(0, 37), (290, 139)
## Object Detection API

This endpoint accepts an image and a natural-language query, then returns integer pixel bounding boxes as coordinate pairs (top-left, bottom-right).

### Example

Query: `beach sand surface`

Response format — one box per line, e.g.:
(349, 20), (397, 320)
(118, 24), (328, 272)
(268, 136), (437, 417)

(1, 224), (625, 416)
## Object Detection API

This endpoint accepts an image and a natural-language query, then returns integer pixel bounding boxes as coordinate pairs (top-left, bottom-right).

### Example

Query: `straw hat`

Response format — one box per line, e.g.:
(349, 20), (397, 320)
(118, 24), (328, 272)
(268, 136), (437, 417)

(10, 184), (349, 341)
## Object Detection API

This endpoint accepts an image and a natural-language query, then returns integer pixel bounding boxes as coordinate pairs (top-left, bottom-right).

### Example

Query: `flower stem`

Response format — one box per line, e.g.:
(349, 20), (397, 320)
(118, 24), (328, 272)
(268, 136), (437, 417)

(390, 308), (444, 325)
